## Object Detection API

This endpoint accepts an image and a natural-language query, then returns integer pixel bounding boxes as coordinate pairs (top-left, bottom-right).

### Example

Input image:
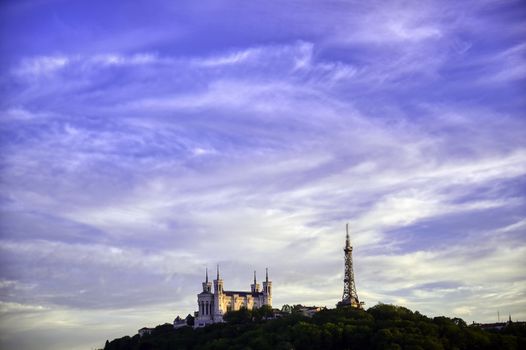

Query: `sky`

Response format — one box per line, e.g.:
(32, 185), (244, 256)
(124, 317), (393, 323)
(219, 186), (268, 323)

(0, 0), (525, 349)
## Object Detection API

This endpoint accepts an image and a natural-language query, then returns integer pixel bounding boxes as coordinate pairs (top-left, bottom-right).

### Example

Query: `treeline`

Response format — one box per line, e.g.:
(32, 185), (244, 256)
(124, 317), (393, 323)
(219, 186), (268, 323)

(104, 304), (526, 350)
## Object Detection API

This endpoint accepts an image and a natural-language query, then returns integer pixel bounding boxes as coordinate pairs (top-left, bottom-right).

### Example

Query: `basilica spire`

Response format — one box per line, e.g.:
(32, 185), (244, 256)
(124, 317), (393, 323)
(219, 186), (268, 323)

(251, 270), (260, 293)
(202, 266), (212, 293)
(216, 264), (220, 280)
(262, 267), (272, 305)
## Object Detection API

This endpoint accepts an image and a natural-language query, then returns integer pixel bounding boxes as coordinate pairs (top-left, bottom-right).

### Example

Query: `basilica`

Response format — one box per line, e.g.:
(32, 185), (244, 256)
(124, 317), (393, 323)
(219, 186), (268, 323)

(194, 266), (272, 327)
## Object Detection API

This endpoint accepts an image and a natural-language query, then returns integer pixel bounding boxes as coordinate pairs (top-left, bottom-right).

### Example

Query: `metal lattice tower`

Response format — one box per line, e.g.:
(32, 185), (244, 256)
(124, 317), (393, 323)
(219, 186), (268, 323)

(339, 223), (361, 308)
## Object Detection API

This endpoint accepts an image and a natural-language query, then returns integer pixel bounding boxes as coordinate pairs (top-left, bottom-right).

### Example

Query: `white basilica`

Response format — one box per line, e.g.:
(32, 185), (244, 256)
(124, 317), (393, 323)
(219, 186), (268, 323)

(195, 266), (272, 328)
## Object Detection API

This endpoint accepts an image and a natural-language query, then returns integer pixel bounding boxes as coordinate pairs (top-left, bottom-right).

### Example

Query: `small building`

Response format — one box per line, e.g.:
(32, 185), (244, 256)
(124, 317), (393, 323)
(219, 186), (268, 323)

(138, 327), (154, 337)
(173, 314), (194, 329)
(299, 306), (325, 318)
(475, 315), (524, 332)
(478, 322), (507, 331)
(173, 316), (186, 329)
(271, 308), (284, 319)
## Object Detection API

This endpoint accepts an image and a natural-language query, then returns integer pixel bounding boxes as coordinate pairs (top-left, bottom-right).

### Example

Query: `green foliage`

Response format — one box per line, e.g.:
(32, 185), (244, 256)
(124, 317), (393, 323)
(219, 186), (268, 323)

(281, 304), (292, 314)
(223, 307), (252, 324)
(104, 304), (526, 350)
(222, 305), (274, 324)
(252, 304), (274, 321)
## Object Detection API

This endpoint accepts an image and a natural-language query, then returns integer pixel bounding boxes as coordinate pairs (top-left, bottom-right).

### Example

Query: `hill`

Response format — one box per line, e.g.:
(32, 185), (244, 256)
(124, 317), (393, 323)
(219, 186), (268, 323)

(103, 304), (526, 350)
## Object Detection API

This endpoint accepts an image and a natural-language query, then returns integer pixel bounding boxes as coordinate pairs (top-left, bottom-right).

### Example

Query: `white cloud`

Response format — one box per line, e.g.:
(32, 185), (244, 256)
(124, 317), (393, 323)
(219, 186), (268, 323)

(11, 53), (165, 80)
(14, 56), (69, 77)
(328, 1), (446, 46)
(0, 301), (49, 314)
(483, 43), (526, 83)
(192, 48), (259, 67)
(0, 240), (198, 275)
(91, 53), (160, 66)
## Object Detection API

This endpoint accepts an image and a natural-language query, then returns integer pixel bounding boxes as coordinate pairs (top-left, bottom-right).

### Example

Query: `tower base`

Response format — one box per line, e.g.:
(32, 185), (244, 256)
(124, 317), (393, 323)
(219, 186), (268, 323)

(337, 299), (364, 309)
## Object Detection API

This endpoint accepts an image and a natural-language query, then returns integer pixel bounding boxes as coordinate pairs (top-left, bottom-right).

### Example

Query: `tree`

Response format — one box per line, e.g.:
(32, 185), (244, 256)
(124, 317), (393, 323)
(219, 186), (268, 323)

(103, 304), (526, 350)
(186, 313), (195, 326)
(452, 317), (467, 328)
(223, 307), (251, 324)
(281, 305), (292, 314)
(253, 305), (274, 321)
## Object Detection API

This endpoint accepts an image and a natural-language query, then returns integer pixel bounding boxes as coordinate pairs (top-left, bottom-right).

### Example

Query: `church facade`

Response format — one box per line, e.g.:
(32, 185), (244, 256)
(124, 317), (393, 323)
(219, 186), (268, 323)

(195, 267), (272, 328)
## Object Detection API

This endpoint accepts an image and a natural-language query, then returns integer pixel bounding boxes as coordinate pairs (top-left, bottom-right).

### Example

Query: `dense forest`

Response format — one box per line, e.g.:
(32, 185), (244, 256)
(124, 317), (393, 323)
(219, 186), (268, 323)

(104, 304), (526, 350)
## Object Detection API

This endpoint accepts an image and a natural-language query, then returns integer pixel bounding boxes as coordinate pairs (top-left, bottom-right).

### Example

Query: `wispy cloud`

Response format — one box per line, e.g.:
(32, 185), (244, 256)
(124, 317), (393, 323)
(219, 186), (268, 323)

(1, 0), (525, 349)
(14, 56), (69, 77)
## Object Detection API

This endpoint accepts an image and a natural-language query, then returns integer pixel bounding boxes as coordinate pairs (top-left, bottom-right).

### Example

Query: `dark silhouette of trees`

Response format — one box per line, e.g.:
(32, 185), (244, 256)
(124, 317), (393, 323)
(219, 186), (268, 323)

(104, 304), (526, 350)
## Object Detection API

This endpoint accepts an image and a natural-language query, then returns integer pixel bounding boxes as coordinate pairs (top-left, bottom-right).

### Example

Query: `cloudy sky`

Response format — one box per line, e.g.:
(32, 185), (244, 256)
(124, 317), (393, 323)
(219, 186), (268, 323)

(1, 0), (525, 349)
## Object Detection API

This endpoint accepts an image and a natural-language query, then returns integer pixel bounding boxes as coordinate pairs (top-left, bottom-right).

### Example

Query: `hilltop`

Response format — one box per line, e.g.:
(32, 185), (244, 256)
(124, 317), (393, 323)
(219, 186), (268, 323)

(103, 304), (526, 350)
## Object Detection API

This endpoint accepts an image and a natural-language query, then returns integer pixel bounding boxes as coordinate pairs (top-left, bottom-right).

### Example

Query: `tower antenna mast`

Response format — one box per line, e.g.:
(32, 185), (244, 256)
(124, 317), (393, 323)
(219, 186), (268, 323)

(339, 223), (361, 308)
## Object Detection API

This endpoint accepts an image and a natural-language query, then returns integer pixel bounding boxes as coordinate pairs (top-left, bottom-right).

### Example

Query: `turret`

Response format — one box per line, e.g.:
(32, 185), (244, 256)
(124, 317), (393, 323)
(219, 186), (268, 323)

(262, 268), (272, 307)
(251, 270), (260, 293)
(213, 265), (223, 294)
(213, 265), (225, 321)
(202, 267), (212, 293)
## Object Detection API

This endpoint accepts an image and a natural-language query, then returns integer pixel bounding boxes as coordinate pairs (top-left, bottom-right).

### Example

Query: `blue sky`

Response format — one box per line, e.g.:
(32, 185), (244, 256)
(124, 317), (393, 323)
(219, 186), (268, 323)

(1, 0), (525, 349)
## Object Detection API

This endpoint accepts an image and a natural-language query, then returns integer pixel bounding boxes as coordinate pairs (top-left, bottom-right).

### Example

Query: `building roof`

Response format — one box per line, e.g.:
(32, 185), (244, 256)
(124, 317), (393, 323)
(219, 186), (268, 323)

(224, 290), (263, 297)
(300, 306), (323, 310)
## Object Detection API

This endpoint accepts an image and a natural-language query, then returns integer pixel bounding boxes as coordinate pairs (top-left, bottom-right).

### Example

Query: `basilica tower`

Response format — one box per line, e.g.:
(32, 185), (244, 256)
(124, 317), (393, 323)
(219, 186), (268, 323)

(262, 268), (272, 307)
(338, 223), (361, 308)
(251, 271), (260, 293)
(213, 265), (225, 320)
(202, 267), (212, 293)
